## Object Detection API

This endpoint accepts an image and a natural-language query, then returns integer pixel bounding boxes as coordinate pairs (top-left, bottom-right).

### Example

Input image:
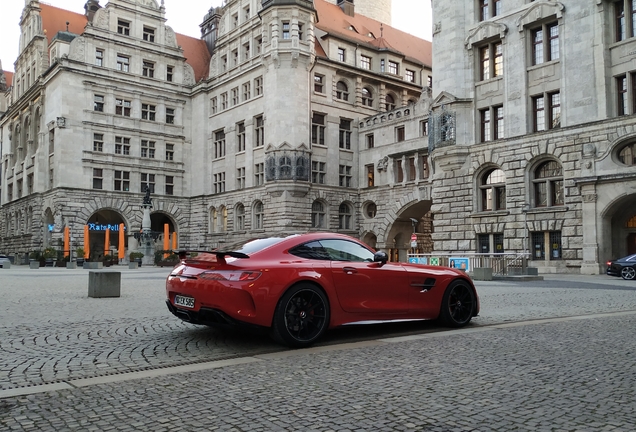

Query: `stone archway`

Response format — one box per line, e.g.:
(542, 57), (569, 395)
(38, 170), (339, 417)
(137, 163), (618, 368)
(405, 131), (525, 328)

(384, 200), (433, 262)
(86, 209), (128, 260)
(150, 211), (178, 250)
(600, 193), (636, 261)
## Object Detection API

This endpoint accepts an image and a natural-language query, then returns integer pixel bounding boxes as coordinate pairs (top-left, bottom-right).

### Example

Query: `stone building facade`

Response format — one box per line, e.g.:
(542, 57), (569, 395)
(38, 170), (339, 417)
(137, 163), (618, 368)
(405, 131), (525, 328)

(428, 0), (636, 274)
(0, 0), (432, 262)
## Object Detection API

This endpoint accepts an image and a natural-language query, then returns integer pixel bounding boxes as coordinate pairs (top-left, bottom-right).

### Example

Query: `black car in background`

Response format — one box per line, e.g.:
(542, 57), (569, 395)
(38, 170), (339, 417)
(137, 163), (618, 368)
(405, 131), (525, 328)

(607, 254), (636, 280)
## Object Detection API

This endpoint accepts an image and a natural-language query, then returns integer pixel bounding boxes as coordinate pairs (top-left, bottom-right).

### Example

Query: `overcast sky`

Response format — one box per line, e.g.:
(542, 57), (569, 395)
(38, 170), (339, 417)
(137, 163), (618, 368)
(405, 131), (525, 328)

(0, 0), (431, 73)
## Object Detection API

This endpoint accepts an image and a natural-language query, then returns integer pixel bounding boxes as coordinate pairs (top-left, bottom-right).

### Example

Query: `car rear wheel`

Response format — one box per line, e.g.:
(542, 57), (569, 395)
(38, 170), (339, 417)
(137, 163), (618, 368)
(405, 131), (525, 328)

(439, 280), (475, 327)
(621, 266), (636, 280)
(271, 283), (330, 348)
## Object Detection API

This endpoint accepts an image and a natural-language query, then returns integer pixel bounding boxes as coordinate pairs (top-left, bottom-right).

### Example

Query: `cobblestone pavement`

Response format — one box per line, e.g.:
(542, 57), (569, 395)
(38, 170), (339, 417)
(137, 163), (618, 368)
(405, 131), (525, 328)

(1, 266), (635, 431)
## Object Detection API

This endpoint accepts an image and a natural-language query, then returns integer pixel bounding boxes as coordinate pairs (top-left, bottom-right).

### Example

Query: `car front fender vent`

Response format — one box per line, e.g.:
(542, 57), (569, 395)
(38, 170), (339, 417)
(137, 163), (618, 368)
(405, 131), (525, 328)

(410, 277), (436, 293)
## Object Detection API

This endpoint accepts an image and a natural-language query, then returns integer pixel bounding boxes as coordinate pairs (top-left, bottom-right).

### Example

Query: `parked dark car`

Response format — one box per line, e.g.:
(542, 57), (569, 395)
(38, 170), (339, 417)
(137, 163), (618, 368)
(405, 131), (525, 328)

(607, 254), (636, 280)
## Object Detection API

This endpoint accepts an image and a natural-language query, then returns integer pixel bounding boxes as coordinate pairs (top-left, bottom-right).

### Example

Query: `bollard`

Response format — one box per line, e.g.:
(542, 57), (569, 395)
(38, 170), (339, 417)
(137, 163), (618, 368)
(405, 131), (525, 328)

(1, 262), (10, 269)
(88, 272), (121, 298)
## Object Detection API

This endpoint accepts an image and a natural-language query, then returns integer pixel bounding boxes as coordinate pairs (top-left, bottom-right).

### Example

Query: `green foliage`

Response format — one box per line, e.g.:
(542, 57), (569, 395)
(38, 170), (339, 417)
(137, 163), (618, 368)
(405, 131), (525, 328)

(42, 247), (58, 259)
(75, 247), (85, 258)
(154, 250), (178, 264)
(129, 252), (144, 261)
(29, 250), (42, 260)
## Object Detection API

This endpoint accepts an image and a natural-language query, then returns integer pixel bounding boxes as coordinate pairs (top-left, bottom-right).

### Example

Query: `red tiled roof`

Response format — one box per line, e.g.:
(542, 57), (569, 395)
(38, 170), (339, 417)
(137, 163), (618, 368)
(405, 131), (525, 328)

(314, 0), (431, 67)
(40, 3), (87, 45)
(4, 71), (14, 87)
(175, 33), (211, 82)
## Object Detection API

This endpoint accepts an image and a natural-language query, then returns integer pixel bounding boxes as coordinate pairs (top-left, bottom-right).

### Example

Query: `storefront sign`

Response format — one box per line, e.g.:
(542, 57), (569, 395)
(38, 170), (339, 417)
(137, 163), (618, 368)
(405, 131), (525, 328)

(87, 223), (127, 232)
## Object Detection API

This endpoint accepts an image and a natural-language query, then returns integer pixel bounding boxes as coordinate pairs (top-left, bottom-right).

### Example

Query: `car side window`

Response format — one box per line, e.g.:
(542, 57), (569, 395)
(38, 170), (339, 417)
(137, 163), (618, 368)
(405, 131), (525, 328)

(289, 241), (331, 260)
(318, 239), (374, 262)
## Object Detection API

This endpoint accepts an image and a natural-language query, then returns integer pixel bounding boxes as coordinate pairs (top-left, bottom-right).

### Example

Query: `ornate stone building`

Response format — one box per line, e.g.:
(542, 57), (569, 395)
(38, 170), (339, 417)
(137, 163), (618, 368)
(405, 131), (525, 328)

(427, 0), (636, 274)
(0, 0), (432, 262)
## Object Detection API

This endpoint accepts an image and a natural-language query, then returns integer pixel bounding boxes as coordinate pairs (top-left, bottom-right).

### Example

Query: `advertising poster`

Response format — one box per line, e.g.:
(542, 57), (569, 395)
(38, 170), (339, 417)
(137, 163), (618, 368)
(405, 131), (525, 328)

(449, 257), (470, 271)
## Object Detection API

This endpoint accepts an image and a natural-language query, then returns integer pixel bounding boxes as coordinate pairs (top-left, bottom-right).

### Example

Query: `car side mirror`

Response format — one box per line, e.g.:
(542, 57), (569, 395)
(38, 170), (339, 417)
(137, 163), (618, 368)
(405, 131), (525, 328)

(373, 251), (388, 266)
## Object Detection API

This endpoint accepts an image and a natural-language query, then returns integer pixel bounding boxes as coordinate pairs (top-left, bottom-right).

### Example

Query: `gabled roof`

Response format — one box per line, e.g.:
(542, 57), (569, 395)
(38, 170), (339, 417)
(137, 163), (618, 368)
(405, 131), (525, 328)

(175, 33), (210, 82)
(313, 0), (431, 67)
(37, 3), (210, 82)
(4, 71), (14, 87)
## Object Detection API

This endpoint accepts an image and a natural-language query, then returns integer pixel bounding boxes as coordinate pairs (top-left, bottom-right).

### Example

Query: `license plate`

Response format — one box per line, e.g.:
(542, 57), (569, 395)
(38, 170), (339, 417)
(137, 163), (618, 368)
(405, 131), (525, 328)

(174, 295), (195, 309)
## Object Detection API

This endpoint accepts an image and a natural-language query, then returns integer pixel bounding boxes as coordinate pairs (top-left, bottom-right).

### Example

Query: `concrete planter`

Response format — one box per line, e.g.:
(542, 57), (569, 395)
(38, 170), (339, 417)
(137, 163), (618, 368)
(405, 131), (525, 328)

(128, 262), (138, 269)
(88, 271), (121, 298)
(29, 261), (40, 269)
(83, 262), (104, 270)
(473, 267), (493, 281)
(66, 262), (78, 269)
(1, 262), (10, 269)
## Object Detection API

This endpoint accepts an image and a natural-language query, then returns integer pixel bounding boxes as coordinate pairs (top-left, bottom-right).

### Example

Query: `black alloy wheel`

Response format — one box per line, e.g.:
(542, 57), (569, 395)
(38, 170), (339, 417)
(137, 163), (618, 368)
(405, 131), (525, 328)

(621, 266), (636, 280)
(272, 283), (330, 348)
(439, 280), (475, 327)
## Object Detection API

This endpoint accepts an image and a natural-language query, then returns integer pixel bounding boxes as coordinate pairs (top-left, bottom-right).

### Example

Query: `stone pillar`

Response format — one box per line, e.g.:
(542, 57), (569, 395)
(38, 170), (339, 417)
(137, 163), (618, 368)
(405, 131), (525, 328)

(580, 186), (602, 275)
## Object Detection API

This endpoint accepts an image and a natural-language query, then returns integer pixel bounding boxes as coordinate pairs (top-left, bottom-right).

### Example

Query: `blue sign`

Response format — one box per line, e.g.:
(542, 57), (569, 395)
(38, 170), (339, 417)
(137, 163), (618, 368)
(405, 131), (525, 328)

(87, 223), (127, 232)
(449, 257), (469, 271)
(48, 224), (55, 232)
(408, 257), (428, 265)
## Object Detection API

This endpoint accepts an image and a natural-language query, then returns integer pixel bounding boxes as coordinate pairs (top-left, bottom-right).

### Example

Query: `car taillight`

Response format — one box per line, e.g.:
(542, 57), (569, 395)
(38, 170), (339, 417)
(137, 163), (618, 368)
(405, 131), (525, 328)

(606, 261), (612, 266)
(199, 270), (261, 281)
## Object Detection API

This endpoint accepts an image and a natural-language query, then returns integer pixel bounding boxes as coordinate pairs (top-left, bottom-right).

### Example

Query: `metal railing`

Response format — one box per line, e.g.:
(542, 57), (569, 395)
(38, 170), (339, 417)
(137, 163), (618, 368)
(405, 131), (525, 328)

(406, 252), (531, 276)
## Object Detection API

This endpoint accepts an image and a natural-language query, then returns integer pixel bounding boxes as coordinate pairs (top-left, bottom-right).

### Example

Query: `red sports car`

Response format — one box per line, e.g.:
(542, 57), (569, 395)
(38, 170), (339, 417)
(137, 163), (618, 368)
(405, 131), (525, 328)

(166, 232), (480, 347)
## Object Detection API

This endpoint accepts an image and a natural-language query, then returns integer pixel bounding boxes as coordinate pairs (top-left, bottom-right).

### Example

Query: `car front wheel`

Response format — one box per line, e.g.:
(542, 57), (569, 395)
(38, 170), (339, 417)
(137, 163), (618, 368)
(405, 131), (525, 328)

(439, 280), (475, 327)
(621, 266), (636, 280)
(271, 283), (330, 348)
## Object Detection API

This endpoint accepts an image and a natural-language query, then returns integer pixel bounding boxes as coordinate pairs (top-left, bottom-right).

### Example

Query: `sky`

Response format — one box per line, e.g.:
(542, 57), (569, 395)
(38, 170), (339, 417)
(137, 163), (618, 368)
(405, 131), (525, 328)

(0, 0), (432, 73)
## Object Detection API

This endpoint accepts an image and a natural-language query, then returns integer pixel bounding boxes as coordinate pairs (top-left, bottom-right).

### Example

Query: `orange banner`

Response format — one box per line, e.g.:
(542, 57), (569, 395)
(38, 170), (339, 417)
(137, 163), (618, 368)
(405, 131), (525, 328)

(118, 223), (125, 260)
(104, 228), (110, 257)
(172, 232), (177, 250)
(64, 226), (70, 258)
(163, 224), (169, 259)
(84, 225), (90, 259)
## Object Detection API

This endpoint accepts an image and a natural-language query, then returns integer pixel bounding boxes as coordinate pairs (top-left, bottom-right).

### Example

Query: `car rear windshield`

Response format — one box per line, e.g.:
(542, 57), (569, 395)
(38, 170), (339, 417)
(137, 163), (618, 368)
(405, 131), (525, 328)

(215, 235), (297, 256)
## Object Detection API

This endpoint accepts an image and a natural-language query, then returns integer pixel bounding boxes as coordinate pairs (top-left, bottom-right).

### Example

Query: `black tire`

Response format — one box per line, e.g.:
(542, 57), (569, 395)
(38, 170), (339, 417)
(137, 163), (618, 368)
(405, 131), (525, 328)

(621, 266), (636, 280)
(439, 280), (475, 328)
(271, 283), (330, 348)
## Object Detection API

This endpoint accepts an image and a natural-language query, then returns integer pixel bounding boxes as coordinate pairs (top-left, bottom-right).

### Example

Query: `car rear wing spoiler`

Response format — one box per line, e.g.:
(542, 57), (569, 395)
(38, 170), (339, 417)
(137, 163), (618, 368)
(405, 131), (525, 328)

(175, 250), (250, 261)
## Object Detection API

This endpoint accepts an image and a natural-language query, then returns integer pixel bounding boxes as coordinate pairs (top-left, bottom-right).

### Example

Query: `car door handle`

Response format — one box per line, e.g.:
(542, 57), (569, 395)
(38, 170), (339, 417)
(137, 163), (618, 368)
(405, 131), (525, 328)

(343, 267), (357, 275)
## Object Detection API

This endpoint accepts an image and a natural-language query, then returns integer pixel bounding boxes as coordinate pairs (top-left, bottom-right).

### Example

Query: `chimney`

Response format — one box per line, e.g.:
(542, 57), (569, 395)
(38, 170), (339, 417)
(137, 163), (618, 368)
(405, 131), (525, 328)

(337, 0), (354, 17)
(84, 0), (101, 23)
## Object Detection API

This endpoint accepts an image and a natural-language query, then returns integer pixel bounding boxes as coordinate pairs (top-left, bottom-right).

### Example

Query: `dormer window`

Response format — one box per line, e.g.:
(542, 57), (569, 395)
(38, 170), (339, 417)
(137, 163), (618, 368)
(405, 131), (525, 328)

(360, 55), (371, 70)
(143, 26), (155, 42)
(388, 61), (399, 75)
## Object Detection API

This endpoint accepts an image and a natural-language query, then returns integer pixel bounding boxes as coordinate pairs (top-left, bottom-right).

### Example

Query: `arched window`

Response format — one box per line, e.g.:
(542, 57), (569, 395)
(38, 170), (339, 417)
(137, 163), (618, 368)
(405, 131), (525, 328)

(210, 207), (217, 233)
(253, 201), (264, 229)
(479, 168), (506, 211)
(217, 205), (227, 232)
(336, 81), (349, 101)
(385, 94), (396, 111)
(338, 202), (352, 229)
(312, 200), (326, 228)
(362, 87), (373, 107)
(533, 160), (563, 207)
(235, 203), (245, 230)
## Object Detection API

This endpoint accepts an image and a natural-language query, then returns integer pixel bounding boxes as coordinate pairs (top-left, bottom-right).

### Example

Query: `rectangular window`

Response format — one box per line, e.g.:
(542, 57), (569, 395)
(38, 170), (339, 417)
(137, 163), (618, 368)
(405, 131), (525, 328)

(339, 165), (352, 187)
(93, 168), (103, 189)
(221, 93), (228, 110)
(255, 76), (263, 96)
(232, 49), (238, 67)
(231, 87), (239, 105)
(116, 55), (130, 72)
(366, 164), (375, 187)
(165, 175), (174, 195)
(243, 82), (251, 101)
(532, 28), (544, 65)
(237, 167), (245, 189)
(380, 59), (385, 73)
(420, 154), (429, 179)
(388, 60), (398, 75)
(141, 173), (155, 193)
(255, 115), (264, 147)
(214, 130), (226, 158)
(211, 97), (218, 114)
(395, 160), (404, 183)
(255, 162), (265, 186)
(360, 55), (371, 70)
(298, 23), (304, 40)
(533, 95), (545, 132)
(339, 118), (351, 149)
(312, 161), (326, 184)
(117, 20), (130, 36)
(237, 122), (246, 152)
(213, 172), (226, 194)
(312, 113), (326, 145)
(480, 0), (489, 21)
(478, 234), (490, 253)
(480, 46), (490, 80)
(143, 26), (155, 42)
(94, 94), (104, 112)
(532, 22), (559, 65)
(222, 55), (227, 71)
(282, 21), (290, 39)
(166, 108), (175, 124)
(617, 1), (627, 41)
(142, 61), (155, 78)
(256, 37), (262, 55)
(618, 75), (628, 116)
(421, 119), (429, 136)
(548, 23), (559, 61)
(366, 133), (374, 149)
(95, 49), (104, 66)
(338, 48), (345, 62)
(480, 108), (491, 142)
(408, 156), (416, 181)
(405, 69), (415, 83)
(396, 126), (405, 142)
(494, 105), (504, 140)
(115, 136), (130, 155)
(548, 92), (561, 129)
(27, 174), (33, 194)
(166, 143), (174, 161)
(141, 104), (156, 121)
(141, 140), (155, 158)
(549, 231), (562, 260)
(114, 170), (130, 192)
(314, 74), (324, 93)
(93, 133), (104, 152)
(427, 75), (433, 88)
(480, 42), (502, 81)
(166, 66), (174, 82)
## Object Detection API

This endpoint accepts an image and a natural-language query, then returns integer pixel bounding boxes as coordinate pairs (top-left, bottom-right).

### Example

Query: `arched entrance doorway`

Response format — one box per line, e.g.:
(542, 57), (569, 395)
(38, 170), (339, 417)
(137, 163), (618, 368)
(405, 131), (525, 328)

(385, 200), (433, 262)
(603, 194), (636, 260)
(150, 212), (177, 250)
(86, 210), (127, 261)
